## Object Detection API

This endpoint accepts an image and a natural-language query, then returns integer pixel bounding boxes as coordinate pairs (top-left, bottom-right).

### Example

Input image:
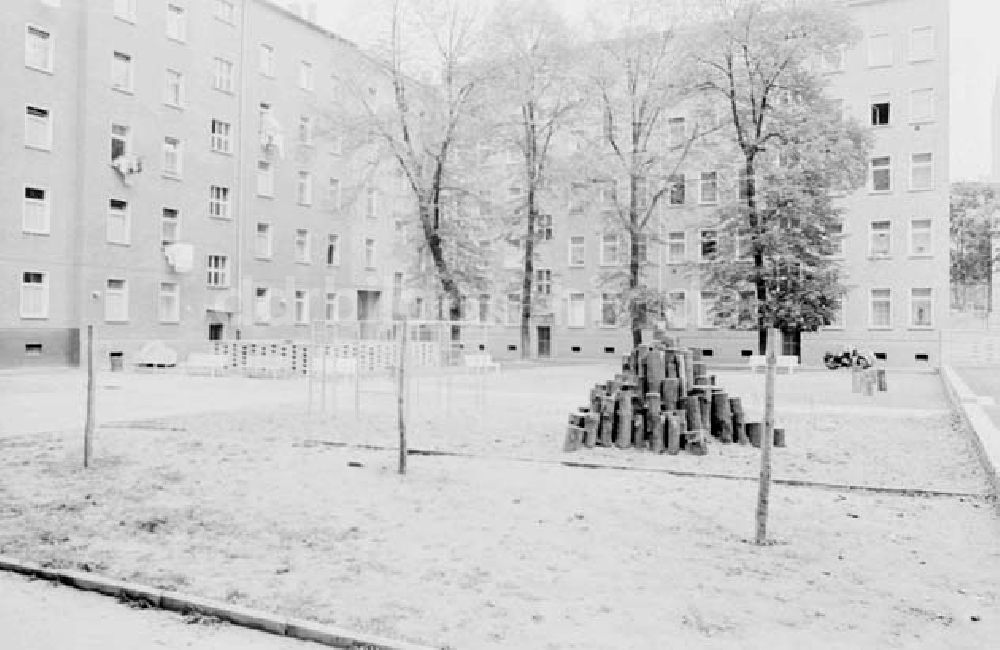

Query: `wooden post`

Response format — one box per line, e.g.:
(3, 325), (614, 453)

(730, 397), (748, 444)
(83, 325), (95, 469)
(397, 319), (408, 474)
(712, 391), (733, 443)
(755, 327), (778, 545)
(666, 413), (681, 455)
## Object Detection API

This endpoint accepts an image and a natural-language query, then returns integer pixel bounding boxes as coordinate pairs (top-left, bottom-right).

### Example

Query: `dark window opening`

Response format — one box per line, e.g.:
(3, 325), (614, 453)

(479, 344), (485, 351)
(702, 349), (714, 357)
(25, 343), (42, 356)
(874, 352), (887, 361)
(871, 102), (890, 126)
(571, 346), (581, 353)
(604, 346), (615, 354)
(915, 353), (928, 362)
(507, 344), (517, 352)
(740, 349), (753, 357)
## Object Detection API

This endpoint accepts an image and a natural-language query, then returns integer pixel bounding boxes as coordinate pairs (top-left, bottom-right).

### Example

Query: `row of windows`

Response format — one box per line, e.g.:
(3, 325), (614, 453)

(17, 273), (174, 323)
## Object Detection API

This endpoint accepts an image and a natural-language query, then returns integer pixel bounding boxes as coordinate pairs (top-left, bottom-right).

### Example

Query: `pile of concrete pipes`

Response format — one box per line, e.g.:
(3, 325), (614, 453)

(565, 340), (786, 454)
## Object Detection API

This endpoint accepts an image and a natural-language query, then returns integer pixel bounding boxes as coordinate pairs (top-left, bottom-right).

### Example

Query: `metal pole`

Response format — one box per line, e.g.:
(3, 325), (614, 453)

(755, 327), (778, 544)
(83, 325), (95, 468)
(397, 318), (408, 474)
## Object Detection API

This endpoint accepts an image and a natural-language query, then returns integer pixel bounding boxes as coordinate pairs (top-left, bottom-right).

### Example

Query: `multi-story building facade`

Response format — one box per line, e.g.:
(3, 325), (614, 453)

(0, 0), (405, 367)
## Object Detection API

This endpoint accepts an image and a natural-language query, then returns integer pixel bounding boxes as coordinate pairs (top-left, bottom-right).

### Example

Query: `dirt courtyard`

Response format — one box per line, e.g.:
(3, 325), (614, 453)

(0, 365), (997, 649)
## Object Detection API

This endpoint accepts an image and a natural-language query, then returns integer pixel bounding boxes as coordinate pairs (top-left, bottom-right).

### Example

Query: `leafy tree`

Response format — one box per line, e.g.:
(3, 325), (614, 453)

(951, 182), (999, 310)
(692, 0), (869, 352)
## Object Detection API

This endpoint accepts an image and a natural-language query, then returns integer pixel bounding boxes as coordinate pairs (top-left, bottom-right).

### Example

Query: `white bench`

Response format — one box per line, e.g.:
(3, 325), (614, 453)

(463, 353), (500, 373)
(748, 354), (799, 374)
(186, 353), (230, 377)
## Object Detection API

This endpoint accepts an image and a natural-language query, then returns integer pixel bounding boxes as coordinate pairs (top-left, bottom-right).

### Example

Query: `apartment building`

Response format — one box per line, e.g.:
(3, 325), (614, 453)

(0, 0), (404, 366)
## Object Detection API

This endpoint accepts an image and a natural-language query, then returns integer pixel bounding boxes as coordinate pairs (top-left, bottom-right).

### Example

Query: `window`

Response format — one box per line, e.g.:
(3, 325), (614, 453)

(910, 219), (932, 256)
(699, 171), (718, 204)
(667, 231), (686, 263)
(668, 174), (685, 205)
(23, 186), (50, 234)
(297, 172), (313, 205)
(254, 287), (270, 323)
(166, 4), (186, 41)
(254, 222), (272, 259)
(112, 51), (133, 92)
(299, 60), (314, 90)
(162, 137), (182, 176)
(213, 57), (234, 92)
(158, 282), (179, 323)
(326, 234), (340, 265)
(870, 288), (892, 328)
(214, 0), (236, 24)
(870, 220), (891, 257)
(165, 69), (184, 106)
(871, 95), (890, 126)
(255, 161), (273, 197)
(699, 230), (718, 261)
(506, 294), (521, 326)
(666, 291), (686, 329)
(910, 88), (934, 123)
(328, 178), (341, 208)
(330, 134), (344, 156)
(114, 0), (136, 21)
(538, 214), (553, 240)
(699, 291), (717, 328)
(600, 234), (619, 266)
(259, 44), (275, 76)
(828, 220), (844, 257)
(568, 292), (585, 328)
(25, 25), (53, 72)
(298, 115), (313, 144)
(25, 106), (52, 149)
(110, 123), (129, 161)
(910, 26), (934, 61)
(910, 153), (933, 191)
(568, 236), (585, 266)
(668, 117), (685, 146)
(364, 238), (377, 268)
(870, 156), (891, 192)
(104, 278), (128, 322)
(325, 292), (339, 322)
(365, 187), (376, 218)
(868, 30), (892, 67)
(293, 290), (309, 324)
(535, 268), (552, 295)
(910, 288), (932, 327)
(477, 294), (490, 324)
(601, 293), (619, 326)
(827, 298), (846, 329)
(209, 186), (230, 219)
(107, 199), (129, 244)
(206, 255), (229, 288)
(294, 229), (310, 263)
(210, 119), (232, 153)
(161, 208), (179, 245)
(20, 272), (49, 319)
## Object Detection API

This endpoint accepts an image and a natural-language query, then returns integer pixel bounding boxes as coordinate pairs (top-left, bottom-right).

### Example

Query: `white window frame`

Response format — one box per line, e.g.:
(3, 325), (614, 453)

(104, 278), (129, 322)
(206, 255), (229, 288)
(25, 105), (52, 150)
(166, 4), (186, 42)
(299, 60), (314, 91)
(326, 234), (341, 266)
(666, 290), (687, 329)
(668, 173), (685, 206)
(325, 292), (340, 323)
(667, 231), (686, 263)
(909, 218), (932, 257)
(259, 43), (275, 76)
(600, 234), (620, 266)
(110, 122), (130, 161)
(568, 236), (585, 267)
(254, 286), (271, 323)
(256, 160), (274, 197)
(106, 199), (130, 245)
(869, 287), (892, 329)
(294, 289), (309, 324)
(909, 88), (934, 123)
(870, 93), (891, 127)
(600, 293), (619, 327)
(254, 222), (272, 259)
(165, 68), (184, 107)
(909, 26), (934, 62)
(364, 238), (377, 269)
(328, 178), (341, 209)
(870, 155), (892, 193)
(698, 291), (717, 328)
(209, 185), (230, 219)
(867, 29), (892, 68)
(568, 292), (586, 328)
(298, 115), (313, 145)
(158, 282), (180, 323)
(365, 187), (377, 219)
(23, 185), (50, 234)
(25, 24), (53, 73)
(210, 118), (232, 153)
(112, 51), (133, 93)
(506, 293), (521, 326)
(162, 136), (182, 177)
(869, 220), (891, 257)
(213, 57), (234, 93)
(20, 271), (49, 319)
(161, 208), (179, 245)
(699, 171), (719, 204)
(214, 0), (236, 24)
(699, 229), (718, 262)
(294, 229), (311, 264)
(297, 172), (313, 205)
(668, 117), (686, 147)
(828, 219), (845, 258)
(909, 288), (933, 328)
(535, 268), (552, 295)
(909, 152), (933, 191)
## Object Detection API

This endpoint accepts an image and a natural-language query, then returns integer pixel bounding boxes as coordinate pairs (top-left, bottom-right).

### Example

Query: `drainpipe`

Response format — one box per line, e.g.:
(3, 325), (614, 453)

(232, 0), (253, 339)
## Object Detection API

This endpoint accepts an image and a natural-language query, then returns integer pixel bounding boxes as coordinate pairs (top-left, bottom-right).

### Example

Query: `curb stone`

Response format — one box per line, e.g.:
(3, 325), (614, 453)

(0, 555), (438, 650)
(940, 365), (1000, 501)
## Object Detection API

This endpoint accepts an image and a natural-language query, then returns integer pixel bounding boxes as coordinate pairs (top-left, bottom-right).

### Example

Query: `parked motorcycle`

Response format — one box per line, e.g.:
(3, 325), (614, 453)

(823, 348), (871, 370)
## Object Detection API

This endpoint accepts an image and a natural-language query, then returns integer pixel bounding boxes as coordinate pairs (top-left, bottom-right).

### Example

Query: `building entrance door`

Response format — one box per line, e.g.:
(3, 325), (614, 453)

(537, 326), (551, 358)
(208, 323), (224, 341)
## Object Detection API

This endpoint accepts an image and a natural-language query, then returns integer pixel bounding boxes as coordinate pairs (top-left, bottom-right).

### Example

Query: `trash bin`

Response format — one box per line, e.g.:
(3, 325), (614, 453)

(109, 351), (124, 372)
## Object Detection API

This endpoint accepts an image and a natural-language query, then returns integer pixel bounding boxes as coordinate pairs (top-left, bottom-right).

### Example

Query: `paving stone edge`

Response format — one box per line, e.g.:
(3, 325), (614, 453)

(940, 365), (1000, 501)
(0, 555), (438, 650)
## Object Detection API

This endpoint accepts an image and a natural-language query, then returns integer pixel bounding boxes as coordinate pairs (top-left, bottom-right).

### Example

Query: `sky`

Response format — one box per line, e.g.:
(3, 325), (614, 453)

(313, 0), (999, 182)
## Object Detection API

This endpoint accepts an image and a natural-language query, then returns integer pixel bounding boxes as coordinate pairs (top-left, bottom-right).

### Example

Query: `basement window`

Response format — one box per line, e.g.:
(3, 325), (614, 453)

(915, 353), (928, 363)
(604, 347), (616, 354)
(571, 346), (582, 353)
(25, 343), (42, 356)
(702, 349), (714, 357)
(740, 349), (753, 357)
(874, 352), (887, 361)
(507, 344), (517, 352)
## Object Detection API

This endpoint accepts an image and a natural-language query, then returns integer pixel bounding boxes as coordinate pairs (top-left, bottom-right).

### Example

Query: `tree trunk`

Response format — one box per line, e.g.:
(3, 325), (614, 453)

(521, 208), (535, 360)
(744, 158), (767, 354)
(629, 172), (642, 348)
(418, 199), (462, 338)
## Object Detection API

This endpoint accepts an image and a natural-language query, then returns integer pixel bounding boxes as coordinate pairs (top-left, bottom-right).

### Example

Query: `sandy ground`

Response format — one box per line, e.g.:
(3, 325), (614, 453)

(0, 572), (313, 650)
(0, 365), (997, 649)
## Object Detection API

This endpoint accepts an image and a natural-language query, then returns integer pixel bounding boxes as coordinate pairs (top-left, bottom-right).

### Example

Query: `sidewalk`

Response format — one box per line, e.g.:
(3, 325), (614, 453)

(943, 366), (1000, 497)
(0, 572), (310, 650)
